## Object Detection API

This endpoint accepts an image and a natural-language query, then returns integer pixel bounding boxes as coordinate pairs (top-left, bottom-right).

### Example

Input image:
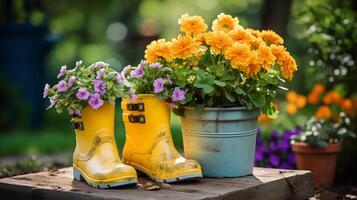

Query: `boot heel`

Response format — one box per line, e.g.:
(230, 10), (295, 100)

(73, 167), (82, 181)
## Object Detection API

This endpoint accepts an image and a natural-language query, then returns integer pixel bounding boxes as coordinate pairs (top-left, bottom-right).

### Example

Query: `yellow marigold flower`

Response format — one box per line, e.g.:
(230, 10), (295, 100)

(145, 39), (173, 63)
(260, 30), (284, 45)
(315, 105), (332, 120)
(225, 43), (254, 73)
(229, 29), (255, 44)
(257, 44), (275, 71)
(171, 34), (201, 59)
(212, 13), (239, 32)
(286, 103), (298, 114)
(205, 31), (233, 54)
(178, 13), (208, 36)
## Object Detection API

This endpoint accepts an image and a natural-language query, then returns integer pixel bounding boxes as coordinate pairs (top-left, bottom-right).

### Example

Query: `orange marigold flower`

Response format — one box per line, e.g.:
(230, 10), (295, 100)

(296, 95), (307, 108)
(212, 13), (239, 32)
(260, 30), (284, 45)
(229, 29), (255, 44)
(178, 13), (208, 36)
(257, 44), (275, 71)
(246, 28), (261, 37)
(205, 31), (233, 54)
(145, 39), (173, 63)
(308, 94), (320, 105)
(286, 103), (298, 114)
(171, 34), (201, 59)
(315, 106), (332, 120)
(244, 51), (261, 77)
(287, 91), (298, 103)
(258, 113), (271, 123)
(312, 83), (325, 95)
(272, 46), (297, 80)
(323, 91), (342, 105)
(224, 43), (253, 71)
(340, 98), (353, 112)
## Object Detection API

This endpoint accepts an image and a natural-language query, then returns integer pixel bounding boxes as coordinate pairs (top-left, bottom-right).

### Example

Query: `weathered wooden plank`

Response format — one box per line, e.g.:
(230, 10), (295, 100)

(0, 167), (314, 200)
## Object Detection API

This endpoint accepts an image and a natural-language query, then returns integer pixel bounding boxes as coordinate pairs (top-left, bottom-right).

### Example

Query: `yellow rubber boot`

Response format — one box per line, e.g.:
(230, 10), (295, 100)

(121, 94), (202, 182)
(72, 103), (137, 188)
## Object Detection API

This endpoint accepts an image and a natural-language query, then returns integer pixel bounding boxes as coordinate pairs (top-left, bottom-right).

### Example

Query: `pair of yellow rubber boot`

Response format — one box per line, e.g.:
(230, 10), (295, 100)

(72, 95), (202, 188)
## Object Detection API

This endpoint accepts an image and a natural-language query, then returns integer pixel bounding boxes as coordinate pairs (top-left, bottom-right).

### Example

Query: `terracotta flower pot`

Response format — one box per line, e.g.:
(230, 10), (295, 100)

(292, 142), (341, 187)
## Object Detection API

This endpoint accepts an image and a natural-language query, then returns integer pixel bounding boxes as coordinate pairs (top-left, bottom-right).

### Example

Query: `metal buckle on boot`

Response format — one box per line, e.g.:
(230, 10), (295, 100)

(128, 114), (145, 124)
(72, 121), (84, 130)
(127, 103), (145, 111)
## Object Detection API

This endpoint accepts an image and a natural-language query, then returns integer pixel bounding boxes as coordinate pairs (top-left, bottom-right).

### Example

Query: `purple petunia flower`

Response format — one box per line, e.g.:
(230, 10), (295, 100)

(278, 139), (290, 151)
(269, 154), (280, 167)
(269, 141), (278, 151)
(116, 74), (126, 84)
(57, 80), (68, 92)
(94, 61), (109, 68)
(88, 93), (104, 110)
(153, 78), (165, 93)
(121, 65), (132, 75)
(96, 69), (105, 79)
(172, 87), (185, 102)
(68, 76), (76, 87)
(130, 67), (144, 78)
(130, 90), (137, 101)
(76, 88), (90, 100)
(93, 79), (106, 95)
(68, 108), (75, 116)
(271, 130), (279, 140)
(138, 59), (147, 68)
(149, 62), (162, 68)
(43, 83), (50, 98)
(57, 65), (67, 78)
(49, 96), (57, 108)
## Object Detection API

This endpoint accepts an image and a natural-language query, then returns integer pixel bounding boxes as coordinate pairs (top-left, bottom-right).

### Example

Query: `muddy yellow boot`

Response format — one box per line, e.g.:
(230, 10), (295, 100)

(121, 94), (202, 182)
(72, 103), (137, 188)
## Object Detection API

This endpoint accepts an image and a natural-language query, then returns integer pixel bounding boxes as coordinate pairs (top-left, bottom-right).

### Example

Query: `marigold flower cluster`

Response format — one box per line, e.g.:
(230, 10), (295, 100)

(144, 13), (297, 80)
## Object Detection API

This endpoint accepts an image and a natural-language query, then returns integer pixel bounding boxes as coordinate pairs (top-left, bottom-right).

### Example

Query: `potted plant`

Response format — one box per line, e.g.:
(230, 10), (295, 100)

(120, 60), (203, 183)
(43, 61), (138, 188)
(143, 13), (298, 177)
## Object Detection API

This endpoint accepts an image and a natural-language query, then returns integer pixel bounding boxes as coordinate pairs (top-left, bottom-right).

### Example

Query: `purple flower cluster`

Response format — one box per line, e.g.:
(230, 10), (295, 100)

(255, 127), (301, 169)
(172, 87), (185, 102)
(93, 79), (106, 94)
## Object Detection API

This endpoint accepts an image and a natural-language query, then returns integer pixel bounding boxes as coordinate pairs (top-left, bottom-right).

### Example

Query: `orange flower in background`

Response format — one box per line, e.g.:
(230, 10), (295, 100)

(287, 91), (298, 103)
(178, 13), (208, 36)
(312, 83), (325, 94)
(205, 31), (233, 54)
(323, 91), (342, 105)
(224, 43), (252, 71)
(308, 94), (320, 104)
(296, 95), (307, 108)
(340, 99), (353, 112)
(257, 44), (275, 71)
(145, 39), (173, 63)
(307, 83), (325, 104)
(212, 13), (240, 32)
(258, 113), (271, 123)
(315, 106), (332, 120)
(171, 35), (201, 59)
(286, 103), (298, 114)
(260, 30), (284, 45)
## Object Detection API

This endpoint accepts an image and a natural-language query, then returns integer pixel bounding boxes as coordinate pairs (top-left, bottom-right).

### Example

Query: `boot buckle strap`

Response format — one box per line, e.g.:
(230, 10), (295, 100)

(128, 114), (145, 123)
(127, 103), (145, 111)
(72, 121), (84, 130)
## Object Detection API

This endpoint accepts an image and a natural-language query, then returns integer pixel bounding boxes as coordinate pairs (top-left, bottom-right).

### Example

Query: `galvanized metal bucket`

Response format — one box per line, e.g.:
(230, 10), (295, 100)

(180, 107), (260, 177)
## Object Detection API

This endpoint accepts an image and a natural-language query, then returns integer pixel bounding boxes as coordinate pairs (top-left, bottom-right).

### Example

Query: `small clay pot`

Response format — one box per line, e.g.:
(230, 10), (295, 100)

(292, 142), (341, 187)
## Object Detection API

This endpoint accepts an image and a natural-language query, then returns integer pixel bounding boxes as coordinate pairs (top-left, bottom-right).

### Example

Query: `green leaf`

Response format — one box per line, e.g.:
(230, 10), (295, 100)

(251, 94), (266, 107)
(214, 80), (226, 87)
(234, 87), (245, 95)
(194, 82), (214, 94)
(224, 91), (235, 102)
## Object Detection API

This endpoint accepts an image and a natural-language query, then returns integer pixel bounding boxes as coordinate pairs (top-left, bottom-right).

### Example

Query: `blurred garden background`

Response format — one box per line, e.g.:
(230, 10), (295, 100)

(0, 0), (356, 197)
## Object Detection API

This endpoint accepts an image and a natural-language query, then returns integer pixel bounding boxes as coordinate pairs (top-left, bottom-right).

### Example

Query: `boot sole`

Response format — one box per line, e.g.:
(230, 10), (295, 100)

(73, 167), (137, 188)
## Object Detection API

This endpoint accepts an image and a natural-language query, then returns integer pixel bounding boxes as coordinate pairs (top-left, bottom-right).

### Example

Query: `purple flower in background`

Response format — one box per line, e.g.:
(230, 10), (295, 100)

(88, 93), (104, 110)
(93, 79), (106, 94)
(271, 130), (279, 140)
(57, 80), (68, 92)
(269, 154), (280, 167)
(76, 60), (83, 67)
(130, 67), (144, 78)
(280, 162), (292, 170)
(149, 62), (162, 68)
(68, 76), (76, 87)
(94, 61), (109, 68)
(287, 153), (296, 164)
(278, 139), (290, 151)
(43, 83), (50, 98)
(76, 88), (90, 100)
(96, 69), (105, 79)
(122, 65), (132, 75)
(138, 60), (147, 68)
(172, 87), (185, 102)
(49, 96), (57, 108)
(57, 65), (67, 78)
(255, 151), (263, 161)
(130, 90), (137, 101)
(153, 78), (165, 93)
(116, 74), (126, 84)
(269, 141), (278, 151)
(68, 108), (75, 116)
